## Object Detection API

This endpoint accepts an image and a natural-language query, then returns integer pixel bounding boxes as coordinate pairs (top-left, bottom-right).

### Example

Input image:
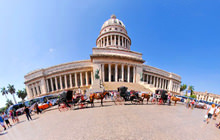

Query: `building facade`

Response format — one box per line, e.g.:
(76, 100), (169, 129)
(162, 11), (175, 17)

(194, 91), (220, 104)
(24, 15), (181, 99)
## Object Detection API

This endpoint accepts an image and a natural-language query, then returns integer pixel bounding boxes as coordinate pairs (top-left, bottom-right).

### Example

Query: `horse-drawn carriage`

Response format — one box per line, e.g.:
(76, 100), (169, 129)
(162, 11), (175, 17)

(57, 90), (90, 111)
(155, 90), (168, 105)
(115, 86), (143, 104)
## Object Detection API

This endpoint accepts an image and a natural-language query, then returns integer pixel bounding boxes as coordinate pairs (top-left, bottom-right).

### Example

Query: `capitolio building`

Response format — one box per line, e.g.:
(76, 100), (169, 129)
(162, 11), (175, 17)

(24, 15), (181, 99)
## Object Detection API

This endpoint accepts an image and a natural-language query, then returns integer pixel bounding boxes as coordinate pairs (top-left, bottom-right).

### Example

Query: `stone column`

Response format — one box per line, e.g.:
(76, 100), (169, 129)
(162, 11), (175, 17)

(75, 73), (78, 87)
(122, 37), (124, 47)
(118, 36), (121, 46)
(91, 71), (93, 85)
(51, 78), (54, 91)
(146, 74), (148, 83)
(107, 36), (109, 46)
(86, 71), (88, 86)
(115, 64), (118, 82)
(36, 83), (40, 95)
(157, 78), (159, 88)
(111, 35), (113, 45)
(69, 74), (73, 88)
(102, 64), (105, 82)
(150, 75), (152, 84)
(127, 65), (130, 82)
(108, 64), (111, 82)
(32, 84), (36, 97)
(103, 37), (105, 46)
(133, 66), (135, 83)
(122, 64), (124, 82)
(55, 77), (58, 91)
(46, 79), (49, 92)
(80, 72), (83, 86)
(60, 76), (63, 89)
(64, 75), (67, 89)
(153, 76), (156, 87)
(114, 35), (116, 46)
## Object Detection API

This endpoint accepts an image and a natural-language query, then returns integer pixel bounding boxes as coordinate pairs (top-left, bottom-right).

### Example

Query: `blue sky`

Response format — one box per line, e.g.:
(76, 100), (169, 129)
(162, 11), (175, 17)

(0, 0), (220, 107)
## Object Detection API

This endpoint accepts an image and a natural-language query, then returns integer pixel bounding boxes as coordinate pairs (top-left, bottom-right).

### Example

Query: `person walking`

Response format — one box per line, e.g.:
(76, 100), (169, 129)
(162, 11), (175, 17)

(24, 106), (32, 121)
(191, 100), (195, 110)
(2, 112), (12, 127)
(213, 106), (220, 120)
(0, 115), (6, 131)
(35, 103), (42, 115)
(206, 104), (216, 124)
(13, 109), (19, 123)
(167, 93), (171, 106)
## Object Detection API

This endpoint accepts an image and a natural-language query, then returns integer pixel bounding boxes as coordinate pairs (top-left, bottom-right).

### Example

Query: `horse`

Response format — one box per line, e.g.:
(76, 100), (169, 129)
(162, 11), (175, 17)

(89, 91), (110, 107)
(141, 93), (151, 104)
(171, 96), (181, 106)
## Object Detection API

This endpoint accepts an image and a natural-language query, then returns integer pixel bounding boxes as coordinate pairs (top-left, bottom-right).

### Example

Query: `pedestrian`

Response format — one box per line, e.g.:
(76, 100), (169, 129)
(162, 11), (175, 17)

(24, 106), (32, 121)
(167, 93), (171, 106)
(35, 103), (42, 114)
(191, 100), (195, 110)
(213, 106), (220, 120)
(206, 104), (216, 124)
(2, 112), (12, 128)
(186, 98), (190, 108)
(13, 109), (19, 123)
(9, 110), (15, 123)
(0, 114), (6, 131)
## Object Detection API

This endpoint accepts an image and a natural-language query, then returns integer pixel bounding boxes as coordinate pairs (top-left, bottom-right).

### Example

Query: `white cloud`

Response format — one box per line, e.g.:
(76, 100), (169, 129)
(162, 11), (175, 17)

(49, 48), (55, 53)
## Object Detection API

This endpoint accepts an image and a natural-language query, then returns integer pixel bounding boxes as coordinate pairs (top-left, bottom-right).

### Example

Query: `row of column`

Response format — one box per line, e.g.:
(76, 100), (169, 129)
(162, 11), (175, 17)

(46, 71), (93, 93)
(98, 35), (130, 49)
(102, 64), (135, 83)
(143, 74), (169, 90)
(29, 82), (41, 98)
(172, 82), (180, 93)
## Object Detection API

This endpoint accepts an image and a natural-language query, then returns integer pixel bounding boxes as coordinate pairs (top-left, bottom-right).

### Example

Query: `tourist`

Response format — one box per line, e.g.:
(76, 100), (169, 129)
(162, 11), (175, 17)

(206, 104), (216, 124)
(2, 112), (12, 127)
(35, 103), (42, 114)
(216, 122), (220, 129)
(186, 98), (190, 108)
(13, 109), (19, 123)
(0, 114), (6, 131)
(191, 100), (195, 109)
(9, 110), (15, 123)
(24, 106), (32, 121)
(167, 93), (171, 106)
(213, 106), (220, 120)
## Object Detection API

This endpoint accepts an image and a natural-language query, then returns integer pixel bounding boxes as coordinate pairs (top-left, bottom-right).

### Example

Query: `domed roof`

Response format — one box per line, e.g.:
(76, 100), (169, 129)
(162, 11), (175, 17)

(101, 15), (126, 29)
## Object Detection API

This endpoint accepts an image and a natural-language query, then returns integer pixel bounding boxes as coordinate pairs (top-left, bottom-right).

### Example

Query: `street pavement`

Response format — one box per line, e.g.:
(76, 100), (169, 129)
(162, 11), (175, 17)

(1, 101), (220, 140)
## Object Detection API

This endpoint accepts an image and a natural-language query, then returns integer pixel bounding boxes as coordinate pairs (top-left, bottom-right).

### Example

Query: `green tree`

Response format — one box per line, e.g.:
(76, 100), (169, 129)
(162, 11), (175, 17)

(188, 85), (195, 95)
(180, 84), (187, 92)
(5, 99), (13, 108)
(190, 94), (197, 99)
(7, 84), (17, 104)
(1, 87), (8, 100)
(17, 88), (27, 103)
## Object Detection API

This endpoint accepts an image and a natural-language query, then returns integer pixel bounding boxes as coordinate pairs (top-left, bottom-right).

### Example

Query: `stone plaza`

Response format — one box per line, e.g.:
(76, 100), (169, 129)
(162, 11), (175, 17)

(1, 102), (220, 140)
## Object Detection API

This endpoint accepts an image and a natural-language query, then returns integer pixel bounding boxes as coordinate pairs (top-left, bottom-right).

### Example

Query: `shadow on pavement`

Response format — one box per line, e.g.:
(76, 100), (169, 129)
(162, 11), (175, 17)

(32, 117), (39, 121)
(0, 132), (8, 135)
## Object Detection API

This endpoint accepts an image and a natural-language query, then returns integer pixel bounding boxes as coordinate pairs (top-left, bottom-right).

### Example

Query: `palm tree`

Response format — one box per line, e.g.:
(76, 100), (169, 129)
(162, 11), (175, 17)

(17, 88), (27, 103)
(5, 99), (14, 108)
(7, 84), (17, 104)
(1, 87), (8, 100)
(180, 84), (187, 92)
(188, 85), (195, 95)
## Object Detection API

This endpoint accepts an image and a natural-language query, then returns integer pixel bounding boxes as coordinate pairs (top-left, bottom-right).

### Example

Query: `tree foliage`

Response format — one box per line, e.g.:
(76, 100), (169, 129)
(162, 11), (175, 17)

(1, 87), (8, 100)
(7, 84), (17, 104)
(5, 99), (14, 108)
(17, 88), (27, 102)
(188, 85), (195, 94)
(180, 84), (187, 91)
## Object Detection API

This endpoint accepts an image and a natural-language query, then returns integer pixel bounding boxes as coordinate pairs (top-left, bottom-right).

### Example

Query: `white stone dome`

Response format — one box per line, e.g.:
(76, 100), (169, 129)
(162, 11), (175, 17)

(101, 15), (126, 30)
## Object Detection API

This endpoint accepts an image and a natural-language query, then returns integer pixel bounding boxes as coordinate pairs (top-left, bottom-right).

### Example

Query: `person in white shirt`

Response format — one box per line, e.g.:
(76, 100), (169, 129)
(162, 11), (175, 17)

(213, 106), (220, 120)
(2, 112), (12, 128)
(206, 104), (216, 124)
